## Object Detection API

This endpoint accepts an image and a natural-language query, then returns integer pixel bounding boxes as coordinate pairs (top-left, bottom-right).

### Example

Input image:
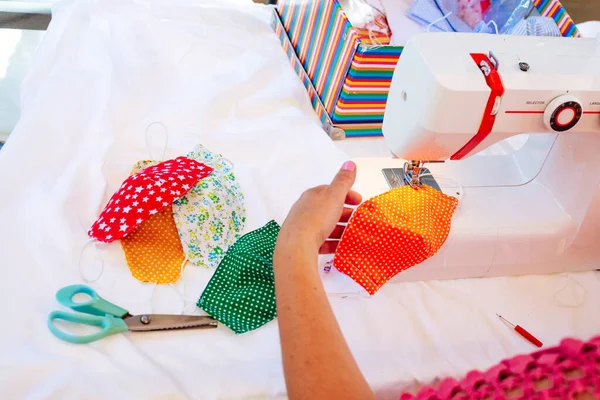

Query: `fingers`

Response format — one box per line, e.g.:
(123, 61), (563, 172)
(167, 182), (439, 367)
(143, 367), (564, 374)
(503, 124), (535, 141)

(326, 161), (357, 204)
(345, 190), (362, 206)
(340, 208), (355, 223)
(328, 225), (345, 239)
(319, 240), (339, 255)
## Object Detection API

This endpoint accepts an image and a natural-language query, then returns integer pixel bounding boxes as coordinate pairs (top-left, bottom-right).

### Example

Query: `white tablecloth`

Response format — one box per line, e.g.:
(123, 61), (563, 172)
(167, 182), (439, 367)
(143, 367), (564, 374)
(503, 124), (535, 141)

(0, 1), (599, 398)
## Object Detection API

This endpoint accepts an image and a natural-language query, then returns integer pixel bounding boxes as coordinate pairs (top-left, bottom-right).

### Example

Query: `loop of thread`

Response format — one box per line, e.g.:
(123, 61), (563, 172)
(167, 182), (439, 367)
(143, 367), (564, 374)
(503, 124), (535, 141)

(417, 173), (464, 203)
(553, 273), (586, 308)
(79, 238), (104, 283)
(174, 258), (199, 315)
(489, 20), (499, 35)
(427, 11), (453, 32)
(148, 259), (195, 315)
(220, 157), (235, 171)
(145, 121), (169, 161)
(149, 283), (159, 314)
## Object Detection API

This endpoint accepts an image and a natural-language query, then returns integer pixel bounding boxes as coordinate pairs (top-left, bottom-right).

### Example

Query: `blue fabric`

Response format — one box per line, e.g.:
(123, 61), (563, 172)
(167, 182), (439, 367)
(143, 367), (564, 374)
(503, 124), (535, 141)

(483, 0), (533, 33)
(508, 17), (562, 37)
(474, 20), (497, 34)
(407, 0), (473, 32)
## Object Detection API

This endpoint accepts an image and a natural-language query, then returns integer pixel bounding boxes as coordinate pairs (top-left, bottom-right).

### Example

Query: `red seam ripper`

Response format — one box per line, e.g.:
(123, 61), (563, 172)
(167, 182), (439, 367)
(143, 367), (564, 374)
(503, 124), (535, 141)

(497, 314), (543, 348)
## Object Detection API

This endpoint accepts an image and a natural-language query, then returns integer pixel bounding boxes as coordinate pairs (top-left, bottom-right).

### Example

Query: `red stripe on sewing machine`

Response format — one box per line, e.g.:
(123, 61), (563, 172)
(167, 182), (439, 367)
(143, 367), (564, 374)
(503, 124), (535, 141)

(505, 110), (544, 114)
(451, 54), (505, 161)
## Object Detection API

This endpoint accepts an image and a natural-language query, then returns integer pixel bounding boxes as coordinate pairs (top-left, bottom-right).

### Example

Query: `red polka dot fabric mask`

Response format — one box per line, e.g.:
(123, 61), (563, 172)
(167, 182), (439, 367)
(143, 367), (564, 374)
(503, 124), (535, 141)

(88, 157), (214, 243)
(334, 185), (458, 295)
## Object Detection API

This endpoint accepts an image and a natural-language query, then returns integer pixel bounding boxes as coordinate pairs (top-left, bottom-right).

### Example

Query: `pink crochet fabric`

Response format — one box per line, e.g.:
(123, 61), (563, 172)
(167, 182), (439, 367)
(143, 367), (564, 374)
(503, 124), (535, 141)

(400, 336), (600, 399)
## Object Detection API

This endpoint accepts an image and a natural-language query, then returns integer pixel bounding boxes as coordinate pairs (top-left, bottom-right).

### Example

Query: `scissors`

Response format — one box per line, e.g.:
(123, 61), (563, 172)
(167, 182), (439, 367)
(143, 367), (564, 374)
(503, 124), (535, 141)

(48, 284), (218, 344)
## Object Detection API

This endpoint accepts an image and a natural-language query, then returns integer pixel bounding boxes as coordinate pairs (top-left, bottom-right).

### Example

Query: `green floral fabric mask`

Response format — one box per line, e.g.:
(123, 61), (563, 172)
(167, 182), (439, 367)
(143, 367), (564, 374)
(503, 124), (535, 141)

(197, 221), (280, 334)
(172, 144), (246, 268)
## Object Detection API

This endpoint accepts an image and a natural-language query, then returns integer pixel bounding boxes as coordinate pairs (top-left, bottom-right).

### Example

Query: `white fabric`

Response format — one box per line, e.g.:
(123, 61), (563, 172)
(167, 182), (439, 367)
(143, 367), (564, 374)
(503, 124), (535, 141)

(1, 1), (600, 398)
(0, 28), (45, 139)
(578, 21), (600, 39)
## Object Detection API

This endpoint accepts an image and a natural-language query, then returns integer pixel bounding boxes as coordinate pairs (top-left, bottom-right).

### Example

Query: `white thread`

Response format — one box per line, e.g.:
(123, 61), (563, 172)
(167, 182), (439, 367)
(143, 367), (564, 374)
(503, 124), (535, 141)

(179, 257), (188, 279)
(553, 273), (586, 308)
(147, 283), (186, 314)
(147, 259), (193, 315)
(489, 20), (499, 35)
(78, 238), (104, 283)
(417, 173), (464, 202)
(149, 283), (158, 314)
(174, 258), (200, 315)
(220, 157), (235, 171)
(145, 121), (169, 161)
(427, 11), (452, 32)
(168, 283), (188, 314)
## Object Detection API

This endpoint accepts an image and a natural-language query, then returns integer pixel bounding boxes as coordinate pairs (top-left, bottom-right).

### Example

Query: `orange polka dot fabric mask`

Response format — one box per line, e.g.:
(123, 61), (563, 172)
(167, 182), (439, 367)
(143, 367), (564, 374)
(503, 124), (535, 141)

(333, 185), (459, 295)
(120, 161), (186, 284)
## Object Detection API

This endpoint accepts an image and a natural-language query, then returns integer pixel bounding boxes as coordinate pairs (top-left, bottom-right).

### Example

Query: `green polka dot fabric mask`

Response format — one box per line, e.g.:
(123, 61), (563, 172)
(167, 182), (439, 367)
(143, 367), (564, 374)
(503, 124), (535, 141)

(172, 144), (246, 268)
(197, 221), (280, 334)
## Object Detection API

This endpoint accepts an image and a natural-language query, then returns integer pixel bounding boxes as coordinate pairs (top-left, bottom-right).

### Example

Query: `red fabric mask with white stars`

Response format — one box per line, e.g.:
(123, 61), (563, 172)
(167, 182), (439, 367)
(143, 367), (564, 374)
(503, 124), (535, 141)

(88, 156), (214, 243)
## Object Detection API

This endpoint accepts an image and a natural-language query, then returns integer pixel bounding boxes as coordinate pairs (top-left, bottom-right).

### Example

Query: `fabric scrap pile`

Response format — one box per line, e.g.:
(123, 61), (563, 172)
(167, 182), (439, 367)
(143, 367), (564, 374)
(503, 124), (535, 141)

(87, 146), (247, 285)
(86, 154), (460, 333)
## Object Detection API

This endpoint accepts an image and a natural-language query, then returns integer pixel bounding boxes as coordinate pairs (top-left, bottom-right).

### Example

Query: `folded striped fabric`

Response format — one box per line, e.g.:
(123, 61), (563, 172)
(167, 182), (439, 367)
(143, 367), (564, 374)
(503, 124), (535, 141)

(508, 16), (562, 36)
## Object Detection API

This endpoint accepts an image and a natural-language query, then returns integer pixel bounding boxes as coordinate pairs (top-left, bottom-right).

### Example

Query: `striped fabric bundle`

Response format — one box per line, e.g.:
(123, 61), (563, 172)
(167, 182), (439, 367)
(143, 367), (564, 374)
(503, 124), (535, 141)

(275, 0), (580, 138)
(277, 0), (359, 116)
(274, 15), (329, 125)
(333, 45), (402, 137)
(275, 0), (402, 137)
(533, 0), (581, 38)
(508, 16), (562, 37)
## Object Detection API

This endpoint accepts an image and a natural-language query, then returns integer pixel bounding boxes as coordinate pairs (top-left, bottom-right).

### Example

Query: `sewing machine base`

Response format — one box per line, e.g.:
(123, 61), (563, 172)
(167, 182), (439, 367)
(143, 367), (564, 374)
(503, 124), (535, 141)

(352, 138), (600, 283)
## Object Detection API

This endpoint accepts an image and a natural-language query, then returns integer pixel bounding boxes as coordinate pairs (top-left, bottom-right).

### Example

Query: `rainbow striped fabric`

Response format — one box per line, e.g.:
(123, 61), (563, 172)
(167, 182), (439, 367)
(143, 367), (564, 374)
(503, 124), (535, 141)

(273, 13), (329, 125)
(275, 0), (580, 137)
(333, 44), (402, 137)
(533, 0), (580, 38)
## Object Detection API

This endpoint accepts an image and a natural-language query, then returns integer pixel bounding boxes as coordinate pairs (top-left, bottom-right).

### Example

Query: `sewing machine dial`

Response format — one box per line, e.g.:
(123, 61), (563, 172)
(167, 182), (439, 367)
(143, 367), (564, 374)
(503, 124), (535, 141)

(543, 95), (583, 132)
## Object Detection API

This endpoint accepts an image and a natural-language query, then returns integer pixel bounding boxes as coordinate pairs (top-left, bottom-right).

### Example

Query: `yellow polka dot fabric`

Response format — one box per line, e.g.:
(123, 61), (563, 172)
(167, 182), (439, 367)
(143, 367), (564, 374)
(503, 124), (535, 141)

(121, 160), (186, 284)
(334, 185), (458, 295)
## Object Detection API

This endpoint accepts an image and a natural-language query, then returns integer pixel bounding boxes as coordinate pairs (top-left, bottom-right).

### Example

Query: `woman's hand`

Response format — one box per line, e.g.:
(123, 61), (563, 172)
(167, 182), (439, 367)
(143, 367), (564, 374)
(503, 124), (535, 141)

(279, 161), (362, 255)
(274, 161), (375, 400)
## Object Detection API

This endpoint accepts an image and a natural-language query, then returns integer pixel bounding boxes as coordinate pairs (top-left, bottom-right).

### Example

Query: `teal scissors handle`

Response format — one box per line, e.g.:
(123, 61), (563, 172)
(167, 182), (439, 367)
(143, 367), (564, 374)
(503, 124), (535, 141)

(48, 311), (129, 344)
(55, 284), (129, 318)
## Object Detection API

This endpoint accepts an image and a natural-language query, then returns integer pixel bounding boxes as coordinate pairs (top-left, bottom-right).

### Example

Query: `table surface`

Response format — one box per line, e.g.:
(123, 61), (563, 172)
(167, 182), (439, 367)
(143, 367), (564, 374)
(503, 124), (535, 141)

(561, 0), (600, 23)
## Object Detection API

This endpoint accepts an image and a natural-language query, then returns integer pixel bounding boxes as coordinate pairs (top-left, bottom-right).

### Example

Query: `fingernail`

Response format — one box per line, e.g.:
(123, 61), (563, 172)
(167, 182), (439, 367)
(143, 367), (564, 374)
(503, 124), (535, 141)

(342, 161), (355, 171)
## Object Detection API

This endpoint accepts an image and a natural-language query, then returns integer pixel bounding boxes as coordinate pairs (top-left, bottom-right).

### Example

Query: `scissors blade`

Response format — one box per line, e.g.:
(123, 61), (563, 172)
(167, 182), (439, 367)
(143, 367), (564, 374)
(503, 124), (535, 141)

(124, 314), (218, 332)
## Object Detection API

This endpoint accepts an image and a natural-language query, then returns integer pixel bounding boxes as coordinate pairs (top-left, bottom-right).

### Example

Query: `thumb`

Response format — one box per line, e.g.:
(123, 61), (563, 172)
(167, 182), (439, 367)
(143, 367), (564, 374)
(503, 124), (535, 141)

(327, 161), (357, 202)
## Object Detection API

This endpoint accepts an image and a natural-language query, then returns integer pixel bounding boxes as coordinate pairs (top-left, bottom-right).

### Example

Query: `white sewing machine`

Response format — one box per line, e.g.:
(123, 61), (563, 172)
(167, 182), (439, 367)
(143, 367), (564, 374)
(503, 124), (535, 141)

(352, 32), (600, 281)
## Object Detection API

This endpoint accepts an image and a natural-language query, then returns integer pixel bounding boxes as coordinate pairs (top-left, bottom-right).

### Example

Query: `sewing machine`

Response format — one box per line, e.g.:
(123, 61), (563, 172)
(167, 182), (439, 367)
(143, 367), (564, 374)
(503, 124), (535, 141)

(352, 32), (600, 281)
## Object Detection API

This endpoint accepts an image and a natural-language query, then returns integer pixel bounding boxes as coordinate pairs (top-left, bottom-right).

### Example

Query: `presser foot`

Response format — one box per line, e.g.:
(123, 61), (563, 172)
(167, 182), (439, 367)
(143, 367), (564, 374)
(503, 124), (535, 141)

(382, 168), (442, 192)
